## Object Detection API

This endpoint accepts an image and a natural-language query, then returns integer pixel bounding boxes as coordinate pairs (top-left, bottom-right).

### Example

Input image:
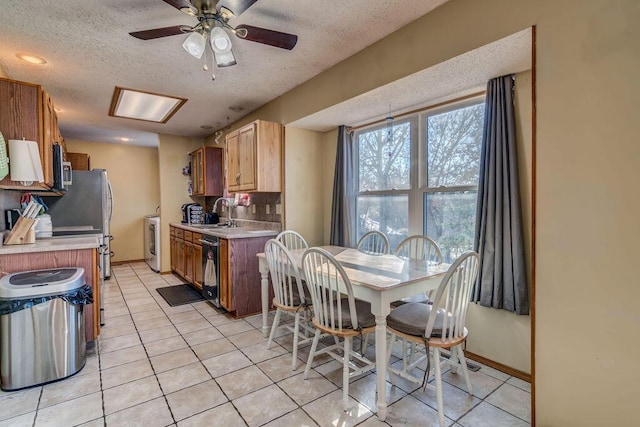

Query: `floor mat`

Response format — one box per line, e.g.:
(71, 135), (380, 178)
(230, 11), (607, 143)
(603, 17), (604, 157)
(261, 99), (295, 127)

(156, 284), (204, 307)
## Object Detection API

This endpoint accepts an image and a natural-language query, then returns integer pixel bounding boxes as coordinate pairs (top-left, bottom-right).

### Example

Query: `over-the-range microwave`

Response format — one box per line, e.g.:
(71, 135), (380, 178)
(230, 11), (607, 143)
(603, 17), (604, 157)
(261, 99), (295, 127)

(52, 144), (72, 191)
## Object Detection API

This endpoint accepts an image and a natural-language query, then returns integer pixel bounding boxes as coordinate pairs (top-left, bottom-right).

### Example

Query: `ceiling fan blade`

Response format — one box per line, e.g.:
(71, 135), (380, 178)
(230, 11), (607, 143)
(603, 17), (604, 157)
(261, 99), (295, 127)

(129, 25), (190, 40)
(162, 0), (194, 12)
(218, 0), (258, 17)
(235, 24), (298, 50)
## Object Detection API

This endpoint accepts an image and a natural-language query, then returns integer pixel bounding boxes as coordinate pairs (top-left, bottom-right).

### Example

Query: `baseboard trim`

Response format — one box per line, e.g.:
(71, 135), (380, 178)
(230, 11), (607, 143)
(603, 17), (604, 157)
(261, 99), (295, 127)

(464, 351), (531, 383)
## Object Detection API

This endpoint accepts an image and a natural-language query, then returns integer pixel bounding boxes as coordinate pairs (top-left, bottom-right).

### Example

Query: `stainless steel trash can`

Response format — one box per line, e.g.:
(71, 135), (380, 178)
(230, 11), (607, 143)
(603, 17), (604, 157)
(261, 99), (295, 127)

(0, 268), (89, 391)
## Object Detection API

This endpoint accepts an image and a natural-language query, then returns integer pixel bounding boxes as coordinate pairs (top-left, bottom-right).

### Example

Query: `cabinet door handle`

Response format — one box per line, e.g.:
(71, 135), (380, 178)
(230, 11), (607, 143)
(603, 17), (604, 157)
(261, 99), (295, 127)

(235, 173), (241, 184)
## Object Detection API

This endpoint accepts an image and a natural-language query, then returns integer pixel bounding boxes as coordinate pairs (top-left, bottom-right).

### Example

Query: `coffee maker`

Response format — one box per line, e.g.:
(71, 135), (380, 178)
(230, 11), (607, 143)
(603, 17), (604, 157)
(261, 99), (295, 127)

(181, 203), (204, 224)
(181, 203), (196, 223)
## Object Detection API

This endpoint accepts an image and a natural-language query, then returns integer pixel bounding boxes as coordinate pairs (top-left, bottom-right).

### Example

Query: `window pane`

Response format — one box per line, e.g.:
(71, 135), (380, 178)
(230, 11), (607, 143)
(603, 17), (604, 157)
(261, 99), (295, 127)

(357, 121), (410, 191)
(357, 195), (408, 250)
(424, 191), (477, 263)
(427, 103), (484, 187)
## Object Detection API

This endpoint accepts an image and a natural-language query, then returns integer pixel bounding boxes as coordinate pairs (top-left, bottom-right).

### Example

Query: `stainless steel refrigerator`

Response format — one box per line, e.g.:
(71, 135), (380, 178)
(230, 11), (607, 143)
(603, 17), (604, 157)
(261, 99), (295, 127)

(43, 169), (114, 278)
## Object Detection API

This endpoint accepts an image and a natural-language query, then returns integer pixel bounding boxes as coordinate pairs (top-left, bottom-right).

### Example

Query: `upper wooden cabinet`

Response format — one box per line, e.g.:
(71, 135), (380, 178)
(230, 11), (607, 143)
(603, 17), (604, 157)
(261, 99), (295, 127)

(189, 146), (224, 196)
(67, 152), (91, 170)
(226, 120), (282, 192)
(0, 78), (63, 191)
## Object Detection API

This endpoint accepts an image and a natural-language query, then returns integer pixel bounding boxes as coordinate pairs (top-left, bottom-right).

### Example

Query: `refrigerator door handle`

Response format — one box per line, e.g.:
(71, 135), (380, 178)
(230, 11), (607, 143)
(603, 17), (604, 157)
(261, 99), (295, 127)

(107, 181), (114, 222)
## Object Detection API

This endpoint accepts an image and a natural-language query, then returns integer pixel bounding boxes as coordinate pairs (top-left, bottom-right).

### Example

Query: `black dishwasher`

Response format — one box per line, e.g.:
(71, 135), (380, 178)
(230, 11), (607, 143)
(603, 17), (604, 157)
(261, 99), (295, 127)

(201, 234), (220, 307)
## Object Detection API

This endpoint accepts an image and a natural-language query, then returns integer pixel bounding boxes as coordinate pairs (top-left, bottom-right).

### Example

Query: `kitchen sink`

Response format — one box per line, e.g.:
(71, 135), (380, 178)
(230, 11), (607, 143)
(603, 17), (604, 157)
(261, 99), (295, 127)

(190, 223), (238, 229)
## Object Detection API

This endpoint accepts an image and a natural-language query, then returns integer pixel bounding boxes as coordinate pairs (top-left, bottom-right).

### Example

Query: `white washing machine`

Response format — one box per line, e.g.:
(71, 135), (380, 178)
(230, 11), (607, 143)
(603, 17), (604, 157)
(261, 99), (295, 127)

(144, 215), (160, 272)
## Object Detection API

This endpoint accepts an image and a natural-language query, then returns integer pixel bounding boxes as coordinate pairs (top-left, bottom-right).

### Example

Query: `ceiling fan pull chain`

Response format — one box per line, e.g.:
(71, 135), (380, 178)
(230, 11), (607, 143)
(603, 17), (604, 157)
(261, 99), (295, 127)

(202, 42), (209, 71)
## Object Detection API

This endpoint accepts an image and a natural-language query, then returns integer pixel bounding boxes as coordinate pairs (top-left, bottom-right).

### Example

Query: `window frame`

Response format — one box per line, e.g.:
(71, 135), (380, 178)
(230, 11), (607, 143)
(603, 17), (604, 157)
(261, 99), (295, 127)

(354, 95), (485, 246)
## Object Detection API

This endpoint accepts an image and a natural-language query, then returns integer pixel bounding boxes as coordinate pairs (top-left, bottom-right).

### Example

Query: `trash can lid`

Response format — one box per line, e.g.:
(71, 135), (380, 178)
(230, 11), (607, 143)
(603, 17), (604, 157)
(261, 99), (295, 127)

(0, 268), (86, 299)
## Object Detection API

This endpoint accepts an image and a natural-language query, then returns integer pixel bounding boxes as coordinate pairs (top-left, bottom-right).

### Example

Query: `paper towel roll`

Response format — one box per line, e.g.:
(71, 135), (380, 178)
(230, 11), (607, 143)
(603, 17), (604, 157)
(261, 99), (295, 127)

(9, 139), (44, 184)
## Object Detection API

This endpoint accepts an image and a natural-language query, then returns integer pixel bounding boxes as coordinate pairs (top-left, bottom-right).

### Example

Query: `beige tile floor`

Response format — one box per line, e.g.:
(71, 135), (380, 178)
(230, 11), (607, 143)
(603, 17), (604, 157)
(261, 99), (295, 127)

(0, 262), (531, 426)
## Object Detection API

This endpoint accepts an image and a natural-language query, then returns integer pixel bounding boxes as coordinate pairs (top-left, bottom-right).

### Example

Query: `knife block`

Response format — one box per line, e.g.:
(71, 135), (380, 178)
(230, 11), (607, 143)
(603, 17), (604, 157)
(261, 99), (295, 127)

(5, 217), (36, 245)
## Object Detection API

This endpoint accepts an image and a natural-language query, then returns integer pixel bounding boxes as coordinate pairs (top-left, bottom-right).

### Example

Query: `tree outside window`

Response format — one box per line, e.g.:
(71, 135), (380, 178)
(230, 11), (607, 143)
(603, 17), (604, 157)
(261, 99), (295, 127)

(355, 99), (484, 259)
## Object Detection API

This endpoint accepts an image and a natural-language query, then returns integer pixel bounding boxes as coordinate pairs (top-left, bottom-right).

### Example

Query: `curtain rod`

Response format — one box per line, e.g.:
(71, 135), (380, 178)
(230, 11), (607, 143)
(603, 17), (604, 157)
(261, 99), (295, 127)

(346, 90), (486, 134)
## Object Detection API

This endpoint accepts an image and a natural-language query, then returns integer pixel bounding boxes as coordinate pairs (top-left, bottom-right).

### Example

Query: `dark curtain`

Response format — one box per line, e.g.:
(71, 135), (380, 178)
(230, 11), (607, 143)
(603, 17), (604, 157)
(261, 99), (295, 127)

(473, 75), (529, 315)
(330, 126), (355, 247)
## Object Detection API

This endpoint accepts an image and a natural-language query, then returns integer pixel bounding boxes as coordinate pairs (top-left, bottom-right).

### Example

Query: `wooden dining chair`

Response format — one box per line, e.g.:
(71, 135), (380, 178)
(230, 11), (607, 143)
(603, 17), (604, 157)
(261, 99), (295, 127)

(276, 230), (309, 251)
(302, 247), (376, 411)
(264, 239), (313, 370)
(392, 235), (444, 305)
(386, 251), (480, 427)
(356, 230), (390, 255)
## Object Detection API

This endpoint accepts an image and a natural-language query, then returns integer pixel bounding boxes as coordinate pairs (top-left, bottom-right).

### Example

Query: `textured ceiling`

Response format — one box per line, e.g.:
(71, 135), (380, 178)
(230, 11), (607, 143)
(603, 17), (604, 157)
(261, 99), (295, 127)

(0, 0), (450, 147)
(290, 28), (533, 132)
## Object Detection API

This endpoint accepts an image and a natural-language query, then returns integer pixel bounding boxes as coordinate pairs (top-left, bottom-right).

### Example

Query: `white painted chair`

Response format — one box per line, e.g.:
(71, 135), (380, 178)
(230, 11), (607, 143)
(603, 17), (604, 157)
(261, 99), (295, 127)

(386, 251), (480, 427)
(392, 235), (444, 305)
(264, 239), (313, 370)
(356, 230), (390, 255)
(302, 247), (376, 411)
(276, 230), (309, 251)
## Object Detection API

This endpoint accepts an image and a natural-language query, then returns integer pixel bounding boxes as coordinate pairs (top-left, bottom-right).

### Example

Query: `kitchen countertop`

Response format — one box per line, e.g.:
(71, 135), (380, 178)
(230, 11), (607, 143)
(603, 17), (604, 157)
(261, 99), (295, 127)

(0, 234), (102, 255)
(171, 222), (279, 239)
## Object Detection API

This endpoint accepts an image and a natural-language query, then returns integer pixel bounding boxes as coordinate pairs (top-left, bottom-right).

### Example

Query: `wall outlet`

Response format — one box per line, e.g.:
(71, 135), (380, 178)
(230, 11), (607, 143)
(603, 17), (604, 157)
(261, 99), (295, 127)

(275, 203), (281, 215)
(265, 204), (270, 215)
(251, 205), (256, 214)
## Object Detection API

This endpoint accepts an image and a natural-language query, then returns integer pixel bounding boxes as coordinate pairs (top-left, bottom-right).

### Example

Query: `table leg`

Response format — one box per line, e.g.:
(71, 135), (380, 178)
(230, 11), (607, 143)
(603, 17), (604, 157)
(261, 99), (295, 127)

(371, 295), (391, 421)
(375, 314), (388, 420)
(259, 258), (270, 338)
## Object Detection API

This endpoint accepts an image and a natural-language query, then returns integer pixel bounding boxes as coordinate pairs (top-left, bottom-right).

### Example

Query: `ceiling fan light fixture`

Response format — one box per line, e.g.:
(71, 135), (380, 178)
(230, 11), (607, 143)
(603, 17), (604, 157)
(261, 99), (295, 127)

(210, 27), (232, 53)
(183, 31), (206, 59)
(213, 50), (237, 67)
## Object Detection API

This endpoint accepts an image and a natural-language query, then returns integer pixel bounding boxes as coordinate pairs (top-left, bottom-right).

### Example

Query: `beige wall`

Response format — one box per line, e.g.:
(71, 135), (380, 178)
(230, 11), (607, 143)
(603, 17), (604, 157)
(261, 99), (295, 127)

(282, 127), (324, 246)
(65, 140), (159, 262)
(212, 0), (640, 424)
(157, 134), (203, 272)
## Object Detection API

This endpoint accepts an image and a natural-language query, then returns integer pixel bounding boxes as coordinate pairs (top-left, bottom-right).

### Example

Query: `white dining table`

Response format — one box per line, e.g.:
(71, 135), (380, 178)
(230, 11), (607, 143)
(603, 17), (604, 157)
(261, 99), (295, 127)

(257, 245), (449, 420)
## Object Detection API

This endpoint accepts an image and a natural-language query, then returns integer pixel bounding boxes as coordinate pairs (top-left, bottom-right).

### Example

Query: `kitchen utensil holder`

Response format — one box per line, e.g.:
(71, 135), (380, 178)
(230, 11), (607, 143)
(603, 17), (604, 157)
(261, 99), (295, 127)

(4, 217), (36, 245)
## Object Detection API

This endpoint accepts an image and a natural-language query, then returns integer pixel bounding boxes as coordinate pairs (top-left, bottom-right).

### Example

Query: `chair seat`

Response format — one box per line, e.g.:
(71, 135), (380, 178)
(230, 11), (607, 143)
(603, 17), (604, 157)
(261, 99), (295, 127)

(273, 278), (311, 309)
(386, 302), (449, 338)
(327, 298), (375, 330)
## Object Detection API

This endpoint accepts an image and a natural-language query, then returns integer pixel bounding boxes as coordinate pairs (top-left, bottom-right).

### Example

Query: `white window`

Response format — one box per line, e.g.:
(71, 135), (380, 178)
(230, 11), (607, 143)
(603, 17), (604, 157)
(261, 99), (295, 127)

(355, 98), (484, 261)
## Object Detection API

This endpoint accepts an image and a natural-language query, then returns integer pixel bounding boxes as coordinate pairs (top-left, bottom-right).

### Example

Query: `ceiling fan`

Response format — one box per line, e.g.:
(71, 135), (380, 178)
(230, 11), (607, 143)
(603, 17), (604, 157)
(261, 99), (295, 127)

(130, 0), (298, 78)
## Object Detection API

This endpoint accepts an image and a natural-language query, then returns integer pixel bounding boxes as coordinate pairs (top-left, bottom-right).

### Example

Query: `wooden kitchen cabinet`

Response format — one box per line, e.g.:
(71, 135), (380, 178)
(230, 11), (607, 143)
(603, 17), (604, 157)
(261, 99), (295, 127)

(170, 226), (203, 290)
(218, 235), (272, 316)
(67, 152), (90, 170)
(174, 228), (186, 278)
(219, 238), (230, 310)
(0, 78), (63, 191)
(192, 233), (203, 289)
(189, 146), (224, 196)
(184, 231), (194, 283)
(226, 120), (282, 192)
(170, 227), (177, 271)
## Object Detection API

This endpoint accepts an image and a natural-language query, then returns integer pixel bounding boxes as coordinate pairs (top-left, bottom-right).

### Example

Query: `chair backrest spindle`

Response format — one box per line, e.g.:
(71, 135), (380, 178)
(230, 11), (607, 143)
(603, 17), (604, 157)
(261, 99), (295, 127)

(356, 230), (390, 255)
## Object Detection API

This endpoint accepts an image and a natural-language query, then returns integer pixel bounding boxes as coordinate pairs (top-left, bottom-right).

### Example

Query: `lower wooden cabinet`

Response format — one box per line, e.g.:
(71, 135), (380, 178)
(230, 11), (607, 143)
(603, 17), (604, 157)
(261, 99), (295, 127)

(170, 226), (202, 290)
(218, 236), (272, 316)
(219, 238), (230, 310)
(169, 225), (271, 317)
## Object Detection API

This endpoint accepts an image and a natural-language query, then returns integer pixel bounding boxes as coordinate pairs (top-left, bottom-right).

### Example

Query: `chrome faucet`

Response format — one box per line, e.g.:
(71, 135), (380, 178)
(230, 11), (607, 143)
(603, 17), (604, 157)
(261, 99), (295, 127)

(213, 197), (236, 226)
